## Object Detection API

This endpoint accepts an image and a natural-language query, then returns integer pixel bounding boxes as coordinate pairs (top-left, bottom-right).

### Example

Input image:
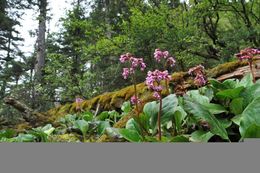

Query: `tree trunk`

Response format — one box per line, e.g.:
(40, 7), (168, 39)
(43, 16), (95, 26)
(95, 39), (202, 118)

(34, 0), (47, 80)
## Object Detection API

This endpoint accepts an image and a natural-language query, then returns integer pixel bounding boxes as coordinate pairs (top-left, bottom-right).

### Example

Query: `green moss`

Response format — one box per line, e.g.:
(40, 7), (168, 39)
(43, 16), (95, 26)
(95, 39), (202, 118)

(49, 133), (81, 142)
(207, 61), (247, 78)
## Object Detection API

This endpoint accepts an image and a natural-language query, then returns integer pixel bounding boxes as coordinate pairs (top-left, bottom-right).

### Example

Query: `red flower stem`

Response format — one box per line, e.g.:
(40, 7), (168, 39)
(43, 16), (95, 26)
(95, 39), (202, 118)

(158, 93), (162, 141)
(133, 74), (140, 116)
(248, 61), (256, 83)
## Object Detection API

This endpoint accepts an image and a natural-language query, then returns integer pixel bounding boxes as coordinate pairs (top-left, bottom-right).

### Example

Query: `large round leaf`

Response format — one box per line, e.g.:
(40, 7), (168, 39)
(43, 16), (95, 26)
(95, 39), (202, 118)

(239, 97), (260, 138)
(184, 98), (229, 140)
(118, 129), (143, 142)
(143, 101), (158, 130)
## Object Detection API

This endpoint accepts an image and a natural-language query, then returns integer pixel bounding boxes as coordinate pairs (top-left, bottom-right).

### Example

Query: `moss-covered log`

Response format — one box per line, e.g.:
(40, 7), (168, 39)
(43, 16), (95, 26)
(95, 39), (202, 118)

(46, 60), (252, 122)
(3, 97), (52, 127)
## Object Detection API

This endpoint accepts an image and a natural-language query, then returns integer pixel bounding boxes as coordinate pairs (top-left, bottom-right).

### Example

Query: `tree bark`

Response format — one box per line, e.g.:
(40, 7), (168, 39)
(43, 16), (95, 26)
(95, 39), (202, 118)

(34, 0), (47, 80)
(3, 96), (49, 126)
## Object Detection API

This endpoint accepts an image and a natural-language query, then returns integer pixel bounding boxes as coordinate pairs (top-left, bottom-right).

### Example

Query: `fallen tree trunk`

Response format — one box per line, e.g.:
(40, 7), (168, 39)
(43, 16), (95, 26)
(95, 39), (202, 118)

(3, 97), (49, 127)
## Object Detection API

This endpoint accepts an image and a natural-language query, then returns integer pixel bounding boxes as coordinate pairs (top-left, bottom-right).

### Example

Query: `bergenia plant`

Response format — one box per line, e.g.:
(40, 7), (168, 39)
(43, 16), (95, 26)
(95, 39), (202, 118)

(120, 53), (146, 115)
(145, 70), (172, 141)
(154, 48), (176, 94)
(235, 48), (260, 83)
(188, 65), (207, 87)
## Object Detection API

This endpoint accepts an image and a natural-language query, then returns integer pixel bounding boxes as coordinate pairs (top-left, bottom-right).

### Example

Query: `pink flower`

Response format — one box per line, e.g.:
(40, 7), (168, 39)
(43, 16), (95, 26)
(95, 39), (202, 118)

(75, 97), (84, 111)
(145, 70), (171, 100)
(153, 92), (161, 100)
(163, 51), (169, 58)
(194, 74), (207, 86)
(154, 49), (164, 62)
(166, 57), (176, 67)
(130, 95), (141, 105)
(120, 53), (131, 63)
(120, 53), (146, 79)
(188, 65), (207, 87)
(75, 97), (83, 103)
(122, 68), (130, 79)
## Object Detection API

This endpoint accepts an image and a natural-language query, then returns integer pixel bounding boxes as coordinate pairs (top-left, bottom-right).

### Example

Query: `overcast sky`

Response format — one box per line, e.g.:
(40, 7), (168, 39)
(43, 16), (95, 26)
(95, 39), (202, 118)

(18, 0), (73, 55)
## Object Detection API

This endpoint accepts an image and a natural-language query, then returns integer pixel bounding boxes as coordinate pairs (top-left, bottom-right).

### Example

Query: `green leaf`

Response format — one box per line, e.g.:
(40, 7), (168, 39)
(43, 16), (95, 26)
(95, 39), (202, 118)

(137, 113), (150, 132)
(105, 127), (122, 139)
(190, 130), (214, 142)
(240, 83), (260, 107)
(81, 111), (94, 121)
(40, 124), (55, 135)
(222, 79), (238, 89)
(97, 121), (111, 135)
(96, 111), (109, 120)
(74, 120), (89, 137)
(216, 86), (244, 99)
(118, 129), (143, 142)
(204, 103), (227, 115)
(121, 101), (131, 113)
(209, 79), (227, 90)
(171, 135), (190, 142)
(143, 101), (158, 130)
(173, 106), (187, 133)
(239, 97), (260, 138)
(217, 118), (232, 129)
(126, 118), (142, 135)
(243, 124), (260, 138)
(230, 98), (244, 115)
(161, 94), (179, 124)
(231, 114), (242, 126)
(15, 134), (36, 142)
(187, 90), (209, 105)
(200, 87), (214, 101)
(184, 98), (229, 140)
(0, 129), (16, 139)
(237, 73), (254, 87)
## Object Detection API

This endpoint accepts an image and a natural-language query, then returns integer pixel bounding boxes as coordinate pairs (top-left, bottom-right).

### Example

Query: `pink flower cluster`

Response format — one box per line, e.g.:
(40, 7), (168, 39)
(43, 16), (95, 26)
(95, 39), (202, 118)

(130, 95), (141, 105)
(235, 48), (260, 61)
(154, 48), (176, 67)
(188, 65), (207, 87)
(145, 70), (172, 99)
(120, 53), (146, 79)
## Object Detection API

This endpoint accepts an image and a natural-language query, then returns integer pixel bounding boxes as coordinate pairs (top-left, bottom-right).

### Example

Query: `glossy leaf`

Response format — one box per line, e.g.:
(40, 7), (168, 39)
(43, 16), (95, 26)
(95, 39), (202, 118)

(74, 120), (89, 137)
(237, 73), (254, 88)
(184, 98), (229, 140)
(118, 129), (143, 142)
(204, 103), (227, 115)
(161, 94), (179, 124)
(121, 101), (131, 113)
(190, 130), (214, 142)
(143, 101), (158, 129)
(125, 118), (142, 135)
(216, 86), (244, 99)
(243, 124), (260, 138)
(240, 83), (260, 107)
(170, 135), (190, 142)
(97, 121), (111, 135)
(230, 98), (244, 115)
(239, 97), (260, 138)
